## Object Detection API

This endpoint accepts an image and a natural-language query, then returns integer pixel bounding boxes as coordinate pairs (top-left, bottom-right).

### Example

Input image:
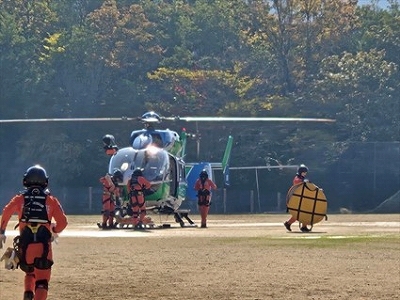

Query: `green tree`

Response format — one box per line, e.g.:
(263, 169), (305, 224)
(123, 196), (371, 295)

(0, 0), (58, 118)
(312, 50), (398, 142)
(243, 0), (358, 94)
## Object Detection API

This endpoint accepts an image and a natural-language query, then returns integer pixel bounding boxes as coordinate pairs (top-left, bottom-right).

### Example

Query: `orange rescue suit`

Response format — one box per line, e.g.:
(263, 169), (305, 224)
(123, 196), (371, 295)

(99, 175), (119, 228)
(293, 175), (305, 186)
(127, 176), (152, 224)
(285, 174), (307, 225)
(194, 178), (217, 227)
(0, 188), (68, 300)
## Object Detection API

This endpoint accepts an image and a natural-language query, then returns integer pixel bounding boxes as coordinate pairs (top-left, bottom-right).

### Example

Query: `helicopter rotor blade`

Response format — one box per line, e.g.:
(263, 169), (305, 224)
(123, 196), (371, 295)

(0, 114), (336, 124)
(163, 116), (336, 122)
(0, 117), (138, 124)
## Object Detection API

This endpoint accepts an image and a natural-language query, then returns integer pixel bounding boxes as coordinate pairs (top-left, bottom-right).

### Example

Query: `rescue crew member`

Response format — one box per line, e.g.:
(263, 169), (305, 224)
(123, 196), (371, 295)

(284, 164), (310, 232)
(0, 165), (68, 300)
(99, 171), (121, 229)
(111, 169), (123, 206)
(102, 134), (118, 156)
(127, 168), (152, 227)
(194, 170), (217, 228)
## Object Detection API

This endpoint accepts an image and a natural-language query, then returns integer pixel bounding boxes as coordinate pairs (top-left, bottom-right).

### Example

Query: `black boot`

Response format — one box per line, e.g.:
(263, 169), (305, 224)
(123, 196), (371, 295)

(300, 226), (310, 232)
(23, 291), (34, 300)
(284, 221), (292, 232)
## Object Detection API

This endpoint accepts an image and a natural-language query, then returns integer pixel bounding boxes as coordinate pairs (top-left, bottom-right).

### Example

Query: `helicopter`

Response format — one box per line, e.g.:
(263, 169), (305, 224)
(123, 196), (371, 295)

(98, 111), (336, 228)
(100, 111), (233, 228)
(0, 111), (335, 228)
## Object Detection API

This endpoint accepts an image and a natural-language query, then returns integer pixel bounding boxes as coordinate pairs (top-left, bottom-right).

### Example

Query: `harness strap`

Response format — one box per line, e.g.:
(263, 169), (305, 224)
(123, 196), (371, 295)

(16, 224), (53, 272)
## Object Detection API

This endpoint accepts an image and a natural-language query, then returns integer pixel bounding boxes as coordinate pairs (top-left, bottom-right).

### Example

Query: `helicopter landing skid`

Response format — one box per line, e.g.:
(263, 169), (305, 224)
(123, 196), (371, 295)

(97, 222), (156, 230)
(173, 210), (197, 228)
(97, 209), (197, 229)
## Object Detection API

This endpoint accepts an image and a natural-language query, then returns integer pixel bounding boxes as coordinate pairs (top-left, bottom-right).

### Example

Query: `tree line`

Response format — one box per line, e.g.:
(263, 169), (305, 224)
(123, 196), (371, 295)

(0, 0), (399, 210)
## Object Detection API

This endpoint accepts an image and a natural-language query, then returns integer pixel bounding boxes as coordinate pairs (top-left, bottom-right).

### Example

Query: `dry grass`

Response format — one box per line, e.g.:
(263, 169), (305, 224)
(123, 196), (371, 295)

(0, 214), (399, 300)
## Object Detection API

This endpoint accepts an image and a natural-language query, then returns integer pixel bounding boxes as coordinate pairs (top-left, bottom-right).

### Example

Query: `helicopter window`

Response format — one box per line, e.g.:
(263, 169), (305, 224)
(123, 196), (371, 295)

(131, 133), (152, 149)
(131, 148), (169, 182)
(169, 156), (177, 197)
(157, 131), (179, 150)
(108, 148), (137, 178)
(150, 133), (163, 147)
(178, 158), (186, 182)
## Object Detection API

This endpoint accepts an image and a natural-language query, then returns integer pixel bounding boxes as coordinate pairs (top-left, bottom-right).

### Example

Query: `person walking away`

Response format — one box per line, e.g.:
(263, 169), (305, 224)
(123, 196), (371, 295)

(0, 165), (68, 300)
(194, 170), (217, 228)
(284, 164), (310, 232)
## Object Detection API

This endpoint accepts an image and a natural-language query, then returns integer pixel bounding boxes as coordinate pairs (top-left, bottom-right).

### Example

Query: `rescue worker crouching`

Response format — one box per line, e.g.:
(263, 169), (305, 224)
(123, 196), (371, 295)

(0, 165), (68, 300)
(194, 170), (217, 228)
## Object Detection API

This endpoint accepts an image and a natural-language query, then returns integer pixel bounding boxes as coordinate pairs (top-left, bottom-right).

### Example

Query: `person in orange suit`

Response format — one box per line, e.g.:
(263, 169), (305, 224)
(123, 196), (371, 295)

(126, 168), (153, 228)
(0, 165), (68, 300)
(194, 170), (217, 228)
(99, 170), (122, 229)
(284, 164), (310, 232)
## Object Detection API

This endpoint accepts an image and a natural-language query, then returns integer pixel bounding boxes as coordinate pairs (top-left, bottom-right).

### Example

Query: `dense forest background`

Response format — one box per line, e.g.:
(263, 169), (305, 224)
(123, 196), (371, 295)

(0, 0), (399, 213)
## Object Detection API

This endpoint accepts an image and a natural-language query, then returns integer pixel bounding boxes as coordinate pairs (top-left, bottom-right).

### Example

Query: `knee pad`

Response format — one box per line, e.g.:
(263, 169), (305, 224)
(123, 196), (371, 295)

(23, 291), (34, 300)
(35, 279), (49, 291)
(103, 210), (110, 218)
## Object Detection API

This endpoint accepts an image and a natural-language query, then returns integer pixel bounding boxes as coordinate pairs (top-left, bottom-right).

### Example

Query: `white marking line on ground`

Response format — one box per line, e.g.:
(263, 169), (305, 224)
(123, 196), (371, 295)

(279, 235), (385, 239)
(5, 221), (399, 238)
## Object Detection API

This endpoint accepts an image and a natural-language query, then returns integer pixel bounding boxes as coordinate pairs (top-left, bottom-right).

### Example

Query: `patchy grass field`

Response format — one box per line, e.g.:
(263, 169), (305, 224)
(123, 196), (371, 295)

(0, 214), (399, 299)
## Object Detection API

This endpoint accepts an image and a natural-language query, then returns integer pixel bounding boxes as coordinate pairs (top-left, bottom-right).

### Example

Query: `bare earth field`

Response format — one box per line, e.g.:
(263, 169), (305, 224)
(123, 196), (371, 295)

(0, 214), (399, 300)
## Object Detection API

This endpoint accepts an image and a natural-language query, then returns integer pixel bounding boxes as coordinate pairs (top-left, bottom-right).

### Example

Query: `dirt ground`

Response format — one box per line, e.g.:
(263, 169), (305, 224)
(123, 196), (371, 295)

(0, 213), (399, 300)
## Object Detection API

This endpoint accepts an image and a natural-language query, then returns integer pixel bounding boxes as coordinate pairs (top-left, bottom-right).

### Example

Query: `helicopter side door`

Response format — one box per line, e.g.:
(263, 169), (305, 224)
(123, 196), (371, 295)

(169, 154), (178, 197)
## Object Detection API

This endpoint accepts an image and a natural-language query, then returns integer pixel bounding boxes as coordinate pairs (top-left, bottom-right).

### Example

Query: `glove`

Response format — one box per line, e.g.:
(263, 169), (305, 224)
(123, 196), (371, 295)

(50, 223), (59, 244)
(0, 234), (6, 249)
(0, 247), (19, 270)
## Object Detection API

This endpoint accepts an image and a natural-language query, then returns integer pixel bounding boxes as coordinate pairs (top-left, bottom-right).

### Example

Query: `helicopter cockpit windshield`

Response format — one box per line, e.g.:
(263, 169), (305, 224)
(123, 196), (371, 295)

(130, 130), (179, 151)
(108, 148), (135, 184)
(108, 146), (169, 184)
(135, 147), (170, 182)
